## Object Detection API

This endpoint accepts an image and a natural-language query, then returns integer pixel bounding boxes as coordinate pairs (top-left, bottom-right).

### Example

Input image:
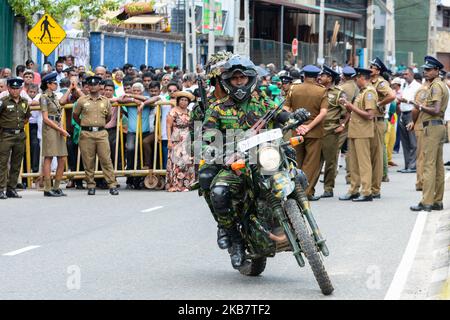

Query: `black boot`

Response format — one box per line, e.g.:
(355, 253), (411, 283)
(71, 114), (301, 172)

(54, 189), (67, 196)
(44, 190), (61, 197)
(0, 191), (7, 200)
(6, 189), (22, 198)
(227, 226), (246, 269)
(217, 227), (231, 250)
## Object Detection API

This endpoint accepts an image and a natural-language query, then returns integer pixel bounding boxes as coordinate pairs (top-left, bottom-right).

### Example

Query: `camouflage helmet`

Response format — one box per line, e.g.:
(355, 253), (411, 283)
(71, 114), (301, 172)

(205, 51), (234, 80)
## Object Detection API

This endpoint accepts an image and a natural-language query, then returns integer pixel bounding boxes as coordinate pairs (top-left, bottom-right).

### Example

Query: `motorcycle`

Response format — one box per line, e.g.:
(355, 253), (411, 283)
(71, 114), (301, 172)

(213, 107), (334, 295)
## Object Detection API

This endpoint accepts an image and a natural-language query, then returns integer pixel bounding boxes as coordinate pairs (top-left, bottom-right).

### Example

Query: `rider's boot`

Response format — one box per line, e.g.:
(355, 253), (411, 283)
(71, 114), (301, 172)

(217, 227), (231, 250)
(227, 226), (245, 269)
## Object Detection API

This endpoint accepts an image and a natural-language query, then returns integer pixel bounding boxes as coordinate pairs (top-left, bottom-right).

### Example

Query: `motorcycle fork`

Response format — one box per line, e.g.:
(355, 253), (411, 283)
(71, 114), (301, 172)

(294, 182), (330, 257)
(263, 190), (305, 268)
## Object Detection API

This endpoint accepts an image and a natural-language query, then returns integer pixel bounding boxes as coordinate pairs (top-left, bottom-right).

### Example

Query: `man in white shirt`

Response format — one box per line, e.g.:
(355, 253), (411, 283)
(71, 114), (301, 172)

(398, 68), (421, 172)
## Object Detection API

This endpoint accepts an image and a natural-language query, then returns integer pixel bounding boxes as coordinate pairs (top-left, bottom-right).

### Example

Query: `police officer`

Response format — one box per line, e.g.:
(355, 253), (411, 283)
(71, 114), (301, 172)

(369, 57), (396, 199)
(339, 68), (378, 202)
(411, 56), (449, 212)
(0, 78), (31, 199)
(280, 74), (293, 97)
(285, 65), (328, 201)
(73, 76), (119, 196)
(40, 72), (70, 197)
(411, 79), (430, 192)
(338, 66), (358, 185)
(318, 65), (346, 198)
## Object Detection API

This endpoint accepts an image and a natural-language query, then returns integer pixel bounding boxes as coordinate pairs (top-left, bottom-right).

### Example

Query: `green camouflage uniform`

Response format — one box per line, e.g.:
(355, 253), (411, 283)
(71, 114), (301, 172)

(202, 96), (279, 229)
(192, 94), (228, 220)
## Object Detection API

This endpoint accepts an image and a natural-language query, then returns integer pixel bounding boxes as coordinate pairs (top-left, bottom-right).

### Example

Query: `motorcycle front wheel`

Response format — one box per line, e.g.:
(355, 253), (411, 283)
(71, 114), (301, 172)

(238, 257), (267, 276)
(285, 199), (334, 295)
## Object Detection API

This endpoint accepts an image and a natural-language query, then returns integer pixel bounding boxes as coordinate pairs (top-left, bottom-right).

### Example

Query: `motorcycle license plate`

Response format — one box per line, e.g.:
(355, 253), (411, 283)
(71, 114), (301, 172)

(238, 129), (283, 152)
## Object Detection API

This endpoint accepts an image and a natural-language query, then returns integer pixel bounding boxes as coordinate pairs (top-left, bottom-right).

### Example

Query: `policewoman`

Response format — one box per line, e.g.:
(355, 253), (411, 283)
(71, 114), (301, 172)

(0, 78), (31, 199)
(40, 72), (70, 197)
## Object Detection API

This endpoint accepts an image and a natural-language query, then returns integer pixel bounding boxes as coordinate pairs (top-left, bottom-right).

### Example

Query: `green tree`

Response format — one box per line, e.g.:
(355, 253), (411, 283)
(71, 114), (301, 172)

(7, 0), (120, 25)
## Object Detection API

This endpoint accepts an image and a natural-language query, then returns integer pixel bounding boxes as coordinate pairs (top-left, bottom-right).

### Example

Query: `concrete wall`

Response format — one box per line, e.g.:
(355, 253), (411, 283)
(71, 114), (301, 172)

(12, 17), (30, 74)
(395, 0), (430, 65)
(436, 30), (450, 53)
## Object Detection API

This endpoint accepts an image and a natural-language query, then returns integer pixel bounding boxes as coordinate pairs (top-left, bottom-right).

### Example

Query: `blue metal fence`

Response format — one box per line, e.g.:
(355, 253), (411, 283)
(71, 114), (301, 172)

(35, 32), (183, 70)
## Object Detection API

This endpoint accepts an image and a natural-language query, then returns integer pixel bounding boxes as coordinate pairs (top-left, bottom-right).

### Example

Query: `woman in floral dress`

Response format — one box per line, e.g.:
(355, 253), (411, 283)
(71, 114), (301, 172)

(166, 91), (196, 192)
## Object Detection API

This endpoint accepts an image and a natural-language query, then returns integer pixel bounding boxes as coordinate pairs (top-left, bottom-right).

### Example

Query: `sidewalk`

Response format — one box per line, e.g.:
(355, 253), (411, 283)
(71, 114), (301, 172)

(427, 173), (450, 300)
(400, 172), (450, 300)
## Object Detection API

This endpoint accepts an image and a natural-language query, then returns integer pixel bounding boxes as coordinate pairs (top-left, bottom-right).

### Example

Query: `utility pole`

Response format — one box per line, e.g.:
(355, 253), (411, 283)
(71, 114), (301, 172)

(385, 0), (396, 67)
(428, 0), (437, 56)
(366, 0), (374, 63)
(233, 0), (250, 56)
(318, 0), (325, 65)
(185, 0), (197, 72)
(208, 0), (215, 59)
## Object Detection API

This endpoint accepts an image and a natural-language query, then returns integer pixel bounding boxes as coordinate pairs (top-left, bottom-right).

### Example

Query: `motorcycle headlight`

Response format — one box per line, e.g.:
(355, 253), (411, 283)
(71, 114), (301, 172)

(258, 146), (281, 172)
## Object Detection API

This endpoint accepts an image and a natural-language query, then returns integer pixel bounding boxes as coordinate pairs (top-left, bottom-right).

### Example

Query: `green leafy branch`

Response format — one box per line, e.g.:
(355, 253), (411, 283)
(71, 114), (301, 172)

(7, 0), (120, 25)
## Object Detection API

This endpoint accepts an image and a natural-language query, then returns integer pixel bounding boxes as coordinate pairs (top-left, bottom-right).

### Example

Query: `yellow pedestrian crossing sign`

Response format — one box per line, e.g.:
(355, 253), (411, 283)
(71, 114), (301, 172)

(28, 14), (66, 57)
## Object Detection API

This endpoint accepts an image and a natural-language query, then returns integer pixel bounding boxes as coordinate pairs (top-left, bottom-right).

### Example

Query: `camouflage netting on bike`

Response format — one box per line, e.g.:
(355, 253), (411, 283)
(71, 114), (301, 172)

(244, 212), (277, 257)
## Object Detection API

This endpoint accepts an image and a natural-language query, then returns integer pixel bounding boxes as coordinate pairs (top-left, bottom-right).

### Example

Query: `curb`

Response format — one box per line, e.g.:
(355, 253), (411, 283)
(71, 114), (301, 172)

(427, 211), (450, 299)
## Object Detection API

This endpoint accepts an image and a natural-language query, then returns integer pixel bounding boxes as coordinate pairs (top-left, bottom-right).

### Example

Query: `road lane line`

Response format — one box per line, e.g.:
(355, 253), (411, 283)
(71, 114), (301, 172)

(2, 246), (41, 256)
(141, 206), (164, 213)
(384, 212), (428, 300)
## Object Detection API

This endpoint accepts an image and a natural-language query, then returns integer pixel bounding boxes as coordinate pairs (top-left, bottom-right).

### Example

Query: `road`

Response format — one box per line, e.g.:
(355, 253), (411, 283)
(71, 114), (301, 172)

(0, 150), (448, 300)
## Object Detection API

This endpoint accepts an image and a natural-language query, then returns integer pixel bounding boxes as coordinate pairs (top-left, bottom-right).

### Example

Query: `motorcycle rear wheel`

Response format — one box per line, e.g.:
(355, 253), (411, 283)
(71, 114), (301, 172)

(285, 199), (334, 295)
(238, 257), (267, 277)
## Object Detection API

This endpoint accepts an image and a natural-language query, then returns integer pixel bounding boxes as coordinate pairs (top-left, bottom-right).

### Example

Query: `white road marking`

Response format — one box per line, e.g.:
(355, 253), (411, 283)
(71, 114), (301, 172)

(384, 212), (428, 300)
(140, 206), (164, 213)
(2, 245), (41, 256)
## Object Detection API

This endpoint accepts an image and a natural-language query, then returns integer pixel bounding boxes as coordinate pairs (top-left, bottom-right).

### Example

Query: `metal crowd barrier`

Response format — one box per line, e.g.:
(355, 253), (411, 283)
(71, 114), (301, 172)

(20, 101), (169, 190)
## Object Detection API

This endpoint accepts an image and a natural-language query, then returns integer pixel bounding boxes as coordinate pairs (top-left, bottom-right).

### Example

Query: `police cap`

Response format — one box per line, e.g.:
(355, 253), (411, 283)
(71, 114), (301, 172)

(370, 57), (388, 73)
(41, 71), (58, 84)
(342, 66), (356, 77)
(7, 78), (24, 89)
(354, 68), (372, 77)
(422, 56), (444, 70)
(302, 65), (321, 78)
(280, 75), (293, 84)
(320, 65), (340, 80)
(85, 76), (103, 86)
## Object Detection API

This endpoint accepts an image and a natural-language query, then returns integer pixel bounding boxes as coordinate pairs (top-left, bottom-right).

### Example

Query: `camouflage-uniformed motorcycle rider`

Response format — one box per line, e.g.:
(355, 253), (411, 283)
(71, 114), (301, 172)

(202, 55), (291, 269)
(192, 51), (234, 251)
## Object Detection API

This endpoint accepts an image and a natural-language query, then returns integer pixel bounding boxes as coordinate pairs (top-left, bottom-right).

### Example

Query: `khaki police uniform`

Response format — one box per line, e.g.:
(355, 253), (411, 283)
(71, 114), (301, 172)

(347, 85), (378, 196)
(0, 96), (31, 191)
(40, 90), (68, 157)
(285, 78), (328, 197)
(420, 77), (449, 206)
(413, 84), (429, 190)
(338, 79), (359, 182)
(321, 86), (346, 193)
(73, 94), (117, 189)
(370, 76), (393, 195)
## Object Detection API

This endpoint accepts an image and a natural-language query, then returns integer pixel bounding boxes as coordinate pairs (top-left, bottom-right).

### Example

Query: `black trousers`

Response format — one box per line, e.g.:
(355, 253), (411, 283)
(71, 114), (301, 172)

(29, 123), (40, 172)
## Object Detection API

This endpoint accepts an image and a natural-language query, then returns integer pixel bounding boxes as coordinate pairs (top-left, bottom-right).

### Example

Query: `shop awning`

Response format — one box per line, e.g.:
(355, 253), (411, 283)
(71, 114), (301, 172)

(122, 15), (164, 25)
(257, 0), (362, 20)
